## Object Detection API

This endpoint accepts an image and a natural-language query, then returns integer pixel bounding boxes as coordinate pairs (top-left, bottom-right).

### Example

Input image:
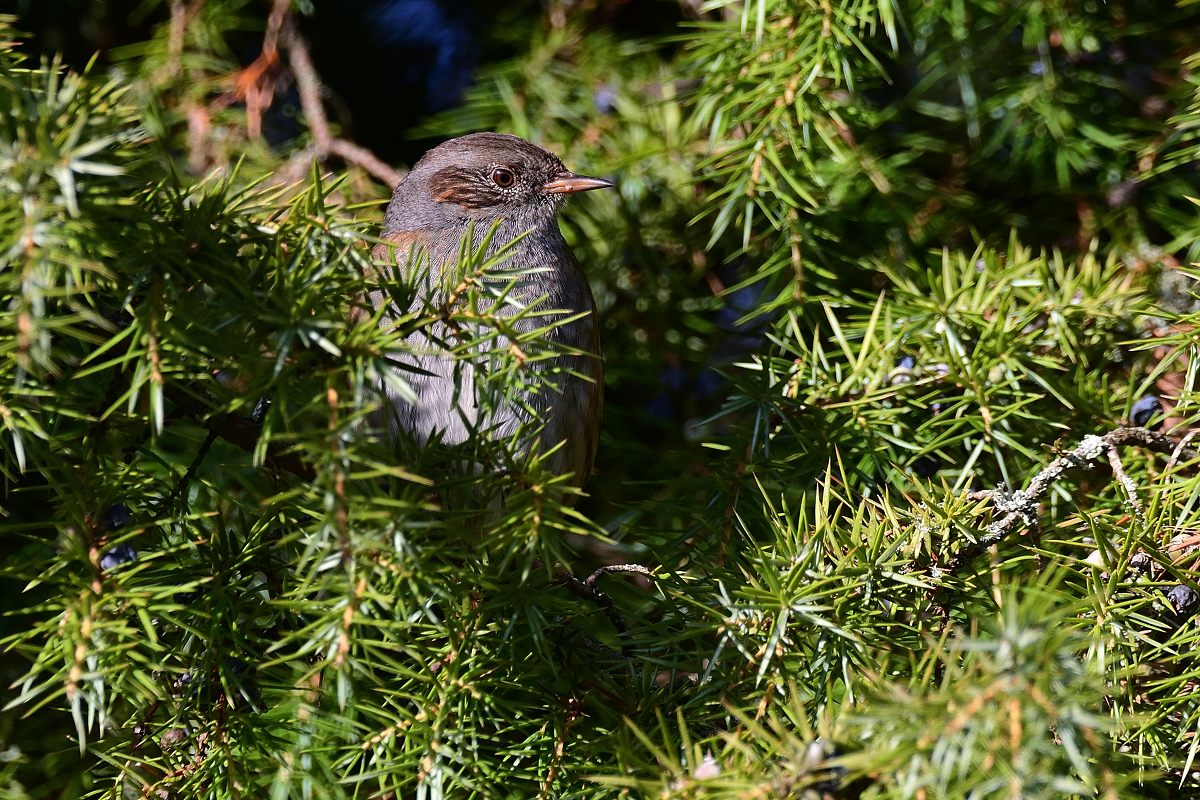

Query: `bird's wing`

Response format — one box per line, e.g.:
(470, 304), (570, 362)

(577, 290), (604, 488)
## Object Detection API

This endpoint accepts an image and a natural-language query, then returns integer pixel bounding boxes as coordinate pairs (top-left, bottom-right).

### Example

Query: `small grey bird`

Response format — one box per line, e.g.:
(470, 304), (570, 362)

(368, 132), (612, 487)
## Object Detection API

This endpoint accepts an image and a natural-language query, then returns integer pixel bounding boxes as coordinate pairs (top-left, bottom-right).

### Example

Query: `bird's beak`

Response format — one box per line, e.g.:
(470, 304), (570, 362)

(542, 172), (615, 194)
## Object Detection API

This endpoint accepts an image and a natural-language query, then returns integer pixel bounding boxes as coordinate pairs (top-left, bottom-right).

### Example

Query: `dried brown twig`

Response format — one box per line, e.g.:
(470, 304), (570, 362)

(209, 0), (288, 127)
(281, 17), (404, 187)
(198, 0), (403, 187)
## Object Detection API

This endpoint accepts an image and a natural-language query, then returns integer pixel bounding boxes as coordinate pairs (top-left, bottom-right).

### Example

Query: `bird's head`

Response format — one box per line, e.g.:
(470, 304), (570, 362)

(390, 132), (613, 231)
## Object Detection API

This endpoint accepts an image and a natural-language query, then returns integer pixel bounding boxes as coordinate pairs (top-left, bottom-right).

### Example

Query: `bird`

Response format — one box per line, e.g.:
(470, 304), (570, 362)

(366, 132), (613, 488)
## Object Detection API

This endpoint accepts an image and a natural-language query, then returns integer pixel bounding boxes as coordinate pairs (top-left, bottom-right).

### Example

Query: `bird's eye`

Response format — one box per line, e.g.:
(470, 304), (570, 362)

(490, 167), (516, 189)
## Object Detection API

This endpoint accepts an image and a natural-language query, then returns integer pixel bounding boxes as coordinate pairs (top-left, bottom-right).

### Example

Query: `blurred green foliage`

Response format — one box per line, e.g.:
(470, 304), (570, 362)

(4, 1), (1200, 798)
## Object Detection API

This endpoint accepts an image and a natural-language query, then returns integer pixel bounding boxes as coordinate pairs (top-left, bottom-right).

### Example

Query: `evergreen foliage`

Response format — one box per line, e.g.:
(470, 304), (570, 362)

(3, 2), (1200, 797)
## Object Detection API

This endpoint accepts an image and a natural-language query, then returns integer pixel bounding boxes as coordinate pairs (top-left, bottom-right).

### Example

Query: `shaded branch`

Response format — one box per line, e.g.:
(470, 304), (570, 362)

(160, 427), (219, 511)
(163, 384), (315, 481)
(557, 563), (657, 638)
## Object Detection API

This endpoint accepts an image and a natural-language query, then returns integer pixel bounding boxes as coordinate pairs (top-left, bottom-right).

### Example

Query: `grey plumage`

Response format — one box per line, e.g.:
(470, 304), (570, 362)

(369, 132), (608, 486)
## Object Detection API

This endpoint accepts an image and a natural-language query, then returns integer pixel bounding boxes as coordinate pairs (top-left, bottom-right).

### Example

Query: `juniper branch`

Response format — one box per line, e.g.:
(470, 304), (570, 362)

(944, 427), (1199, 573)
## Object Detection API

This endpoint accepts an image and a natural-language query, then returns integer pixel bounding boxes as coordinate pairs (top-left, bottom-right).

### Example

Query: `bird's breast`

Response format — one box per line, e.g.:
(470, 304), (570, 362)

(372, 219), (602, 485)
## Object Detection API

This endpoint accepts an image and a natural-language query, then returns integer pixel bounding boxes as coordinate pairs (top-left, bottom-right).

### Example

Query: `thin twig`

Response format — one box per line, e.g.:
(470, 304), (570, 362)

(539, 697), (582, 798)
(200, 1), (402, 187)
(209, 0), (288, 124)
(328, 139), (405, 188)
(186, 102), (210, 174)
(1106, 444), (1143, 518)
(158, 0), (206, 86)
(284, 19), (404, 187)
(559, 569), (626, 635)
(271, 144), (319, 187)
(160, 427), (219, 510)
(584, 563), (656, 590)
(262, 0), (290, 56)
(942, 426), (1199, 573)
(1167, 430), (1198, 474)
(557, 563), (656, 638)
(285, 15), (330, 151)
(164, 0), (188, 83)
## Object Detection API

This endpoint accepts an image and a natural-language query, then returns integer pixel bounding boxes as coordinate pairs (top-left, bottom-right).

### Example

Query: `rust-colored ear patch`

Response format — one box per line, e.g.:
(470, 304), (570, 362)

(428, 166), (501, 209)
